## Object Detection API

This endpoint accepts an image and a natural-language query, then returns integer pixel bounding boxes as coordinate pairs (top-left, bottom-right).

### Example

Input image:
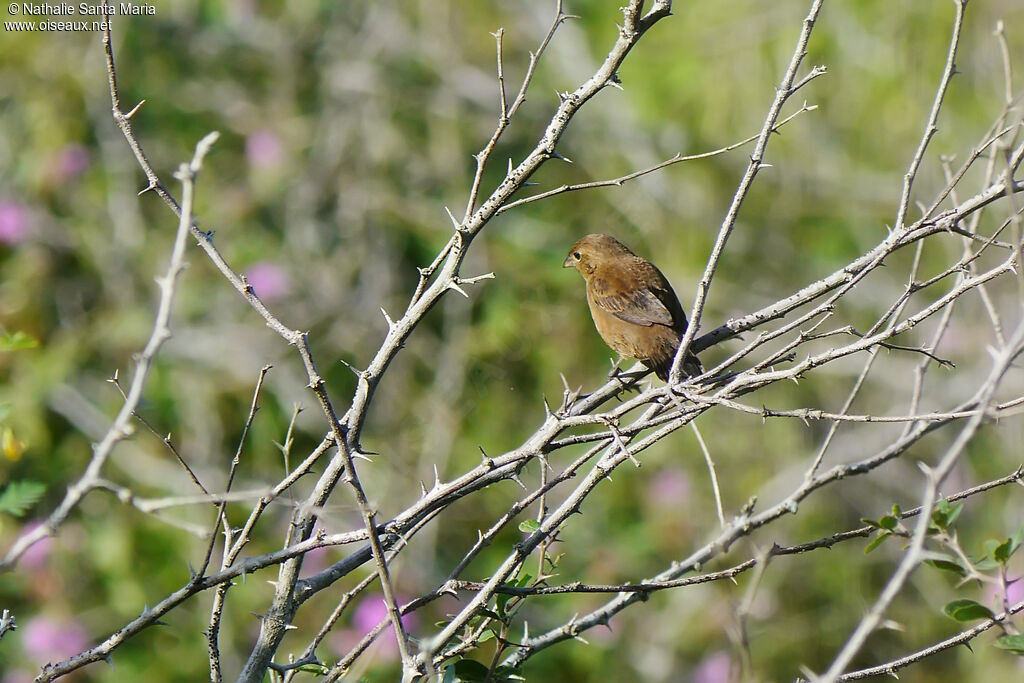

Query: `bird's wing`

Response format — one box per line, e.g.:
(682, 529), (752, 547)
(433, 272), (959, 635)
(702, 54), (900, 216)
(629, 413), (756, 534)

(589, 275), (676, 327)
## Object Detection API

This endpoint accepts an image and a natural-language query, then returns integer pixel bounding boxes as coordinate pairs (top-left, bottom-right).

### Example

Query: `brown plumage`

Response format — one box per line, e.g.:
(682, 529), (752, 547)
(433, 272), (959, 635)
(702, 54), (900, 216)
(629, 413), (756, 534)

(563, 233), (702, 381)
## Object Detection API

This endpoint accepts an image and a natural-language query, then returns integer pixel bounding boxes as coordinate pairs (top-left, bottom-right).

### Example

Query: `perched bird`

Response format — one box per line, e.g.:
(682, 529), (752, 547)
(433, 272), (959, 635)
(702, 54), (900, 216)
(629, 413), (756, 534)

(563, 233), (702, 381)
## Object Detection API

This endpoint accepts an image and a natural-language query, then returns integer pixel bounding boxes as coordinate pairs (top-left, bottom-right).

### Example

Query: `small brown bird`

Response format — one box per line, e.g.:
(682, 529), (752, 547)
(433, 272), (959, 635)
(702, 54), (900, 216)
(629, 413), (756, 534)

(564, 233), (702, 381)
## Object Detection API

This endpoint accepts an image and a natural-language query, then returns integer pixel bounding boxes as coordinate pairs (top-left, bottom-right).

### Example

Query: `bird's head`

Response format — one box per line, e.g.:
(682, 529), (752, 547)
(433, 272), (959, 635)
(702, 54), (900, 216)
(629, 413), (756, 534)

(563, 233), (635, 277)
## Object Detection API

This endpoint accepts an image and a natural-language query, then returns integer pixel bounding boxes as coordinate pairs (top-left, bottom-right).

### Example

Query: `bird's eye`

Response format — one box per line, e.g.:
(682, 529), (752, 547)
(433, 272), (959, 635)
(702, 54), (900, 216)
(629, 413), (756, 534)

(573, 251), (581, 260)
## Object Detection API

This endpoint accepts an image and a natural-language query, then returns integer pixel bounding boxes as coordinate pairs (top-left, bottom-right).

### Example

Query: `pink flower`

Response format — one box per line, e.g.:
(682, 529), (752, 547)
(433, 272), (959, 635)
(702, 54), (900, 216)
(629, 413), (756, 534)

(18, 521), (53, 569)
(245, 262), (291, 301)
(354, 594), (417, 633)
(245, 130), (282, 169)
(332, 594), (418, 662)
(649, 467), (692, 506)
(984, 575), (1024, 608)
(0, 202), (30, 245)
(21, 616), (89, 663)
(692, 650), (733, 683)
(51, 144), (90, 183)
(299, 530), (330, 578)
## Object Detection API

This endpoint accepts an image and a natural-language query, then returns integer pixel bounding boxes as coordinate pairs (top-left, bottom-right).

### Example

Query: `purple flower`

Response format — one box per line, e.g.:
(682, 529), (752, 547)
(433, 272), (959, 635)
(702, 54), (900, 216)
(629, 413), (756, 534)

(245, 130), (283, 169)
(692, 650), (733, 683)
(22, 616), (89, 663)
(0, 202), (30, 245)
(52, 144), (90, 183)
(245, 262), (291, 301)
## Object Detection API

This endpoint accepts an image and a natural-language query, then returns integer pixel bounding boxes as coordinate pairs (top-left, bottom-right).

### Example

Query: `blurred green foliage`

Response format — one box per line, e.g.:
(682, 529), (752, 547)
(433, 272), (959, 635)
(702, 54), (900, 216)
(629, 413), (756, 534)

(2, 1), (1024, 681)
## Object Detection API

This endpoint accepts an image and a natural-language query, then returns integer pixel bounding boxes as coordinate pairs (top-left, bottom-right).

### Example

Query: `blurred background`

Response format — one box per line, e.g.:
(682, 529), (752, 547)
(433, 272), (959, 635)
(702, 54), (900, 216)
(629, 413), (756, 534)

(2, 0), (1024, 680)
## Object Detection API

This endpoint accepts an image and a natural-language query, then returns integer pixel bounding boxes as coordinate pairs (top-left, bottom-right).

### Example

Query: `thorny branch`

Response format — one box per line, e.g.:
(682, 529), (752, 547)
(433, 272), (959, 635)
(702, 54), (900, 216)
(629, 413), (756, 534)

(8, 0), (1024, 681)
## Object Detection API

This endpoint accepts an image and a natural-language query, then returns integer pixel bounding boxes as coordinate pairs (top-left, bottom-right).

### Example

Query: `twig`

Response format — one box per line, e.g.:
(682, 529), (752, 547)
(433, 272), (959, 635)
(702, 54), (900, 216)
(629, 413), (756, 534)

(893, 0), (967, 230)
(816, 321), (1024, 681)
(835, 598), (1024, 681)
(496, 104), (816, 215)
(670, 0), (827, 382)
(1, 132), (219, 574)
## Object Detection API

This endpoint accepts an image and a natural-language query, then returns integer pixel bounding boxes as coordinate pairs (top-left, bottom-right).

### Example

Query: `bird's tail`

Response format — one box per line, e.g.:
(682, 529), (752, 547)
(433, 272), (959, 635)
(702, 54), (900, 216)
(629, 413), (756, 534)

(651, 353), (703, 382)
(683, 353), (703, 378)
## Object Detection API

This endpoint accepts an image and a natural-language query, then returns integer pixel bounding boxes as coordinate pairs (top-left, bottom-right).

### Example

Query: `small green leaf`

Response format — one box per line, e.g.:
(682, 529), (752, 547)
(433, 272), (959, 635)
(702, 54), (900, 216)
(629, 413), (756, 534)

(994, 538), (1015, 564)
(923, 558), (966, 576)
(442, 664), (457, 683)
(518, 519), (540, 533)
(0, 481), (45, 517)
(295, 663), (330, 675)
(494, 666), (526, 681)
(992, 530), (1022, 564)
(496, 590), (512, 616)
(477, 629), (495, 643)
(891, 503), (902, 516)
(932, 500), (963, 529)
(453, 659), (491, 682)
(942, 599), (994, 622)
(994, 634), (1024, 655)
(973, 557), (1001, 571)
(478, 608), (502, 622)
(878, 515), (898, 531)
(865, 532), (891, 554)
(515, 573), (533, 588)
(0, 331), (38, 352)
(1012, 525), (1024, 551)
(861, 518), (881, 529)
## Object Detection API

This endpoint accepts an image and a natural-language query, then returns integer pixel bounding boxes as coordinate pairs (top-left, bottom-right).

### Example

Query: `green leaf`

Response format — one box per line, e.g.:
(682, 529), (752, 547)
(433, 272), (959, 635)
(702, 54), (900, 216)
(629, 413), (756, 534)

(0, 331), (38, 351)
(861, 518), (881, 529)
(442, 665), (457, 683)
(295, 663), (330, 675)
(932, 500), (963, 530)
(878, 515), (898, 531)
(453, 659), (491, 682)
(864, 532), (890, 554)
(923, 558), (966, 576)
(990, 530), (1022, 565)
(494, 666), (526, 681)
(942, 599), (994, 622)
(1011, 526), (1024, 556)
(994, 634), (1024, 656)
(477, 608), (502, 622)
(994, 538), (1016, 564)
(0, 481), (45, 517)
(973, 557), (1001, 571)
(496, 590), (512, 616)
(515, 574), (533, 588)
(518, 519), (540, 533)
(891, 503), (902, 516)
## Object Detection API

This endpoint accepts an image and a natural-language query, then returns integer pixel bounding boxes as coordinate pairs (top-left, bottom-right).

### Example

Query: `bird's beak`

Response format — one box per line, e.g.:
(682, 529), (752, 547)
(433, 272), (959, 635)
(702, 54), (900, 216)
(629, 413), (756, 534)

(562, 254), (574, 268)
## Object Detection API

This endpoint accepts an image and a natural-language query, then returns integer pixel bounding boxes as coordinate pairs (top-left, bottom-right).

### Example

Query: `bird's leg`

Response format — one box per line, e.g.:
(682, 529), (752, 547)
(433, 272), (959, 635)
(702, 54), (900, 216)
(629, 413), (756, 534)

(607, 358), (647, 397)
